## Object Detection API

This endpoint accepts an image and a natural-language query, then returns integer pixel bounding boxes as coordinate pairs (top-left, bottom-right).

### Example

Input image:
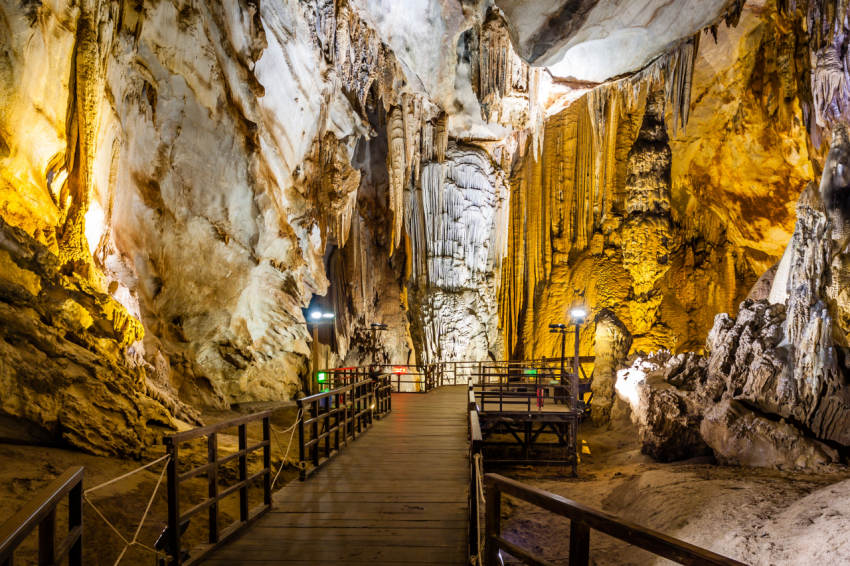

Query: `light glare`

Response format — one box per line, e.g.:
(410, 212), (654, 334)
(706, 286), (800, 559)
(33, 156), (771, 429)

(570, 308), (587, 319)
(310, 311), (322, 319)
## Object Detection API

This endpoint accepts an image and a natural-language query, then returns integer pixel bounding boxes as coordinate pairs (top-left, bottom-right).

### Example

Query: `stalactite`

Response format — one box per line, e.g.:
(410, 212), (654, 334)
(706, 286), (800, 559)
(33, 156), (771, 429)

(402, 93), (423, 182)
(306, 131), (361, 249)
(435, 113), (449, 163)
(499, 97), (606, 357)
(622, 88), (674, 333)
(333, 0), (404, 114)
(387, 106), (406, 254)
(404, 182), (428, 282)
(477, 8), (530, 124)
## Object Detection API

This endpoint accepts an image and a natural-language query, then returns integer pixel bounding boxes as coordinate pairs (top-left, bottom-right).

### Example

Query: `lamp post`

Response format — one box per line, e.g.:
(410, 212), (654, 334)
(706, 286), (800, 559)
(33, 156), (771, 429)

(548, 323), (568, 389)
(305, 311), (334, 395)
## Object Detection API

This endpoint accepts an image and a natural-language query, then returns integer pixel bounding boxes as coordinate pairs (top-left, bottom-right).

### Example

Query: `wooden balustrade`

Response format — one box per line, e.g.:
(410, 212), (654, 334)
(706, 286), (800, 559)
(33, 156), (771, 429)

(483, 474), (749, 566)
(163, 412), (273, 565)
(0, 466), (84, 566)
(468, 383), (483, 558)
(296, 378), (375, 481)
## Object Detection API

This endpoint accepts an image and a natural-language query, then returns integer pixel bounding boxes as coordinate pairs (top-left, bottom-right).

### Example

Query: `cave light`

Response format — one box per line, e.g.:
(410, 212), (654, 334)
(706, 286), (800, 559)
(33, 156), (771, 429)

(310, 311), (322, 319)
(570, 308), (587, 319)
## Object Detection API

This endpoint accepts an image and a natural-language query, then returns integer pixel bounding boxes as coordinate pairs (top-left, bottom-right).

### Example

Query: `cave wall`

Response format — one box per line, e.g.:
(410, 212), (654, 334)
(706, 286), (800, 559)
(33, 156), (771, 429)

(498, 1), (823, 363)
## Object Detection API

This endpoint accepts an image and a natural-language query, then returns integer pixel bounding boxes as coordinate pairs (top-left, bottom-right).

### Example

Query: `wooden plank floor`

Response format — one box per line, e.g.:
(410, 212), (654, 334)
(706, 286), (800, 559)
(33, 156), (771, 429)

(204, 385), (469, 565)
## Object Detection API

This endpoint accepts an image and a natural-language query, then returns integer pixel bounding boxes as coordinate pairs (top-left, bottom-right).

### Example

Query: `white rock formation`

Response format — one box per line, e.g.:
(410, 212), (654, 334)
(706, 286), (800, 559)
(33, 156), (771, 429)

(407, 143), (506, 372)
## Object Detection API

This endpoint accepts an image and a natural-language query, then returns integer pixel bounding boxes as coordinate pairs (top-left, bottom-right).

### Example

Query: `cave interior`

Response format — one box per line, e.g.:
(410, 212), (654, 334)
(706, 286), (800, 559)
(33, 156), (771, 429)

(6, 0), (850, 564)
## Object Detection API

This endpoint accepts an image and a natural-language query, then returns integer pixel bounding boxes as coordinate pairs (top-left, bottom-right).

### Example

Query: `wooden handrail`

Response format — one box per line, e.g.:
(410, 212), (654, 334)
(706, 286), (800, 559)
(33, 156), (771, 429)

(297, 378), (379, 481)
(468, 383), (484, 558)
(0, 466), (84, 566)
(483, 474), (749, 566)
(163, 411), (273, 565)
(165, 410), (273, 443)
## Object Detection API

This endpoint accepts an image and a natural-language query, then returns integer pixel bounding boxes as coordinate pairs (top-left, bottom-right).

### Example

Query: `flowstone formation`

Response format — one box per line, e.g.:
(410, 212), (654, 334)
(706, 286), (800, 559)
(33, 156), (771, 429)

(406, 143), (506, 367)
(617, 127), (850, 469)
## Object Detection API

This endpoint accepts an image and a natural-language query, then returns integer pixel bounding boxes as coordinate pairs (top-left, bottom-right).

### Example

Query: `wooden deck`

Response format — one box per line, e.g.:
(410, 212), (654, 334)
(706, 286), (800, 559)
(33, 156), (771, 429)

(203, 385), (469, 565)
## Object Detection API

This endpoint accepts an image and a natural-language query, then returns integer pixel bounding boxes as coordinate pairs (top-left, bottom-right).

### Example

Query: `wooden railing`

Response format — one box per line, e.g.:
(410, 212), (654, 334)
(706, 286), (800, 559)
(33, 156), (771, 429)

(468, 383), (483, 558)
(163, 412), (272, 565)
(0, 466), (84, 566)
(297, 378), (376, 481)
(483, 474), (748, 566)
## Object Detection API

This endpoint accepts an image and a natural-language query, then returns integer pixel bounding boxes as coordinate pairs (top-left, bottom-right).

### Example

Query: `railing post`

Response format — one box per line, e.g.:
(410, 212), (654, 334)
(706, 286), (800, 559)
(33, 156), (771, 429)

(166, 442), (181, 565)
(569, 521), (591, 566)
(238, 424), (249, 522)
(69, 472), (83, 566)
(483, 481), (500, 566)
(37, 508), (55, 566)
(311, 399), (320, 467)
(335, 392), (341, 453)
(263, 417), (272, 506)
(208, 433), (220, 543)
(297, 400), (306, 481)
(323, 392), (330, 460)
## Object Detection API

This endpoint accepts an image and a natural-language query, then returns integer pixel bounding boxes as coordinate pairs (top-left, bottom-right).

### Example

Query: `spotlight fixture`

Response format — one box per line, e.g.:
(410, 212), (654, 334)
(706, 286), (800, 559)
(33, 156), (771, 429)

(570, 308), (587, 320)
(310, 311), (322, 320)
(322, 313), (334, 318)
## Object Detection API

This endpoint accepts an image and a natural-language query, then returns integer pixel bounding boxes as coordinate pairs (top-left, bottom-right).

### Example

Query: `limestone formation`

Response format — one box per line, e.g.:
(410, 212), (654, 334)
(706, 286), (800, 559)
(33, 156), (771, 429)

(622, 88), (674, 333)
(701, 399), (839, 470)
(407, 143), (506, 369)
(617, 145), (850, 466)
(591, 309), (632, 426)
(0, 217), (177, 457)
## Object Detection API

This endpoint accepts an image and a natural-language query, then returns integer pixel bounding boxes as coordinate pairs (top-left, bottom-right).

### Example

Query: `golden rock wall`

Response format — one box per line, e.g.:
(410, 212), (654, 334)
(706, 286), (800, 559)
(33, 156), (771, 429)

(500, 88), (758, 362)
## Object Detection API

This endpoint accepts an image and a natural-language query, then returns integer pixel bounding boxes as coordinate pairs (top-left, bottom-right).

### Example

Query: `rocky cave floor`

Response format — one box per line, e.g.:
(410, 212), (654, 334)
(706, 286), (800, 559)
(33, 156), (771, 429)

(0, 402), (303, 565)
(490, 407), (850, 566)
(4, 403), (850, 565)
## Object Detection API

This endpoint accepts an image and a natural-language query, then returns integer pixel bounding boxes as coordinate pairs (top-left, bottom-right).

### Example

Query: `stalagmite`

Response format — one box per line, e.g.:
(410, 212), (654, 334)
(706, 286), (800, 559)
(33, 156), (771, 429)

(592, 309), (633, 427)
(622, 88), (674, 332)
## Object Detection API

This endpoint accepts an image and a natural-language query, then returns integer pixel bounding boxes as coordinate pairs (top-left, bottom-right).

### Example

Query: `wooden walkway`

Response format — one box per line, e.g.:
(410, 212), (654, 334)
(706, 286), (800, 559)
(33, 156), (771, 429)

(204, 385), (469, 565)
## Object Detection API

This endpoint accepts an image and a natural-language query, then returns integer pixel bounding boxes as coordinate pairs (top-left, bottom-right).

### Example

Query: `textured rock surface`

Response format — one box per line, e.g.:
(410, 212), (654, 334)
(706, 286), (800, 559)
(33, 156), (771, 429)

(494, 0), (736, 78)
(617, 157), (850, 466)
(702, 399), (839, 470)
(407, 143), (505, 371)
(615, 353), (713, 462)
(0, 218), (177, 456)
(6, 0), (850, 472)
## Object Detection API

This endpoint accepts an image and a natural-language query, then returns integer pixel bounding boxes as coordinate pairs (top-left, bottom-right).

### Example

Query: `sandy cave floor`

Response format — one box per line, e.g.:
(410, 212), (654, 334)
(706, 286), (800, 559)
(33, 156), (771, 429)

(0, 401), (303, 566)
(490, 405), (850, 566)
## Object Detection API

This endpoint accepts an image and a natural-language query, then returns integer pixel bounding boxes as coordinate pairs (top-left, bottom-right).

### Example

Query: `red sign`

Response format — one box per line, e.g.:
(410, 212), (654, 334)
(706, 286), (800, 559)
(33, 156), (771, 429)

(392, 366), (408, 374)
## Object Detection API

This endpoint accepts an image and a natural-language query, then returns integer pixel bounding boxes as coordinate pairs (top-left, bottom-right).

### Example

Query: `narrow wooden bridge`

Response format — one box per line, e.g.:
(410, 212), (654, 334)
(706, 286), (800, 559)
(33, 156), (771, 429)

(204, 385), (470, 565)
